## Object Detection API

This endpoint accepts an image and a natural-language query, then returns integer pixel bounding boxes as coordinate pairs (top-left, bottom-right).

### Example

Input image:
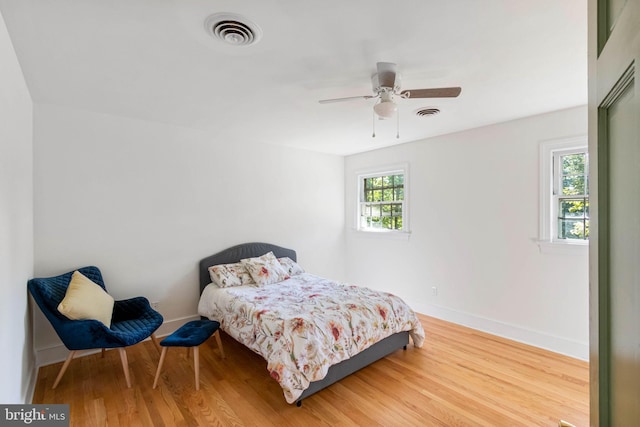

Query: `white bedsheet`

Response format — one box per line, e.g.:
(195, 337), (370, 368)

(198, 273), (425, 403)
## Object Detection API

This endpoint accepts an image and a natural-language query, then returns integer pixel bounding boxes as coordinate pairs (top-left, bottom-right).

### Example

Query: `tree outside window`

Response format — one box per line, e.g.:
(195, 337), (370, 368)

(555, 150), (589, 240)
(359, 171), (406, 232)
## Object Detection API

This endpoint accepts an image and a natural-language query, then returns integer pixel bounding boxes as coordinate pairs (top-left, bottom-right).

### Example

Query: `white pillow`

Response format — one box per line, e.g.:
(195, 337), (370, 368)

(278, 257), (305, 276)
(57, 271), (115, 327)
(208, 262), (255, 288)
(241, 251), (289, 285)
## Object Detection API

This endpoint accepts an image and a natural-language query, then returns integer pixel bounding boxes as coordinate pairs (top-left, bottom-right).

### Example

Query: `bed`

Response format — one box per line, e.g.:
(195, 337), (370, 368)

(197, 242), (425, 405)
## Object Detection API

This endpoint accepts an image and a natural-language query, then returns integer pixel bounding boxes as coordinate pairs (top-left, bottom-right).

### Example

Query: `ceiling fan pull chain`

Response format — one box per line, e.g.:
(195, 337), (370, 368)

(396, 109), (400, 139)
(372, 110), (376, 138)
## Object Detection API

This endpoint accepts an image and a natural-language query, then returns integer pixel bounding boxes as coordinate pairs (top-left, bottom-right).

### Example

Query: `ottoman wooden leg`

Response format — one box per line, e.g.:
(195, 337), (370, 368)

(153, 347), (168, 389)
(150, 333), (161, 354)
(152, 320), (221, 391)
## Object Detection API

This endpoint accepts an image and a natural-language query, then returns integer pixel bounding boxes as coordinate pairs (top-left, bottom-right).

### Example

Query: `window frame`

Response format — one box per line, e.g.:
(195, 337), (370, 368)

(355, 164), (410, 237)
(553, 148), (589, 241)
(538, 136), (589, 253)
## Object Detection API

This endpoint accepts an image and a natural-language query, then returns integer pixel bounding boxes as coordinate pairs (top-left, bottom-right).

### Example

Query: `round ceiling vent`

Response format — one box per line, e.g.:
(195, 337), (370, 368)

(204, 13), (263, 46)
(415, 108), (440, 117)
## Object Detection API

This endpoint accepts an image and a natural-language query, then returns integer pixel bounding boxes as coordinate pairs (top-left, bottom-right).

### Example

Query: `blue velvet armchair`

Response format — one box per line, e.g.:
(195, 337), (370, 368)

(28, 266), (163, 388)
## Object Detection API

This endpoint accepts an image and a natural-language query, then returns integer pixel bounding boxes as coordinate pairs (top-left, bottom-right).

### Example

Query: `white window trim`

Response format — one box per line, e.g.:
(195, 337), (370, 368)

(537, 135), (588, 254)
(353, 163), (411, 239)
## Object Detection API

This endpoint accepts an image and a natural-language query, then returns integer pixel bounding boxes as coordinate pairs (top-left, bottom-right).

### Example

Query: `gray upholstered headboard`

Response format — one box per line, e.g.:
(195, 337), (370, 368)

(198, 242), (297, 294)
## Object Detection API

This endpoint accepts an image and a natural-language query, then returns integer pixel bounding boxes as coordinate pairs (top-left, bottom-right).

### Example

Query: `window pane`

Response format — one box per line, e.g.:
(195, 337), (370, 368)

(394, 188), (404, 201)
(561, 153), (587, 196)
(365, 190), (373, 202)
(383, 189), (393, 201)
(558, 219), (589, 240)
(372, 190), (382, 201)
(562, 175), (586, 195)
(381, 217), (391, 228)
(561, 153), (586, 175)
(360, 203), (370, 217)
(559, 199), (587, 218)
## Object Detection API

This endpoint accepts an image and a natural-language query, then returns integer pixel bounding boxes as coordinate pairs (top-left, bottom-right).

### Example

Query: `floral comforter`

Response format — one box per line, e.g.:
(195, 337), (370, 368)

(198, 273), (425, 403)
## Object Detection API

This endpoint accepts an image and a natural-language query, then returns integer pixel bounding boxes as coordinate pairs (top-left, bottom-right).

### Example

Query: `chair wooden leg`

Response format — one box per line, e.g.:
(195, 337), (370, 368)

(214, 330), (225, 359)
(118, 348), (132, 388)
(152, 347), (168, 389)
(101, 348), (106, 358)
(194, 346), (200, 390)
(150, 333), (161, 354)
(53, 350), (76, 389)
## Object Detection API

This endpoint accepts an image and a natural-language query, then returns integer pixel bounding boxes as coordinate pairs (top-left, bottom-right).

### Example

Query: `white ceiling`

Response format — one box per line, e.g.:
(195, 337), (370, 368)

(0, 0), (587, 156)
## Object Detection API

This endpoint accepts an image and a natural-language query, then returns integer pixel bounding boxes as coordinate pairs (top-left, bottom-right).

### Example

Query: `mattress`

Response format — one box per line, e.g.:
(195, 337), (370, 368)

(198, 272), (425, 403)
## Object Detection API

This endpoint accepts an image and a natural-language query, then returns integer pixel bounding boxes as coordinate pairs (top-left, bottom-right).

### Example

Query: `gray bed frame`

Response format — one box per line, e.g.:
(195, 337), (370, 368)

(198, 242), (409, 406)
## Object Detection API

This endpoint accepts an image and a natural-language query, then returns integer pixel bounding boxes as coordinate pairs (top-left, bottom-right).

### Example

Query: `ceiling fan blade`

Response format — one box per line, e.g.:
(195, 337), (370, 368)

(318, 95), (376, 104)
(400, 87), (462, 98)
(376, 62), (397, 88)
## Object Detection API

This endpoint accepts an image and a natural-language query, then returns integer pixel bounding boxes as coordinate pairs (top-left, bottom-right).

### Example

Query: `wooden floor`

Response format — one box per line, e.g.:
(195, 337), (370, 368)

(32, 315), (589, 426)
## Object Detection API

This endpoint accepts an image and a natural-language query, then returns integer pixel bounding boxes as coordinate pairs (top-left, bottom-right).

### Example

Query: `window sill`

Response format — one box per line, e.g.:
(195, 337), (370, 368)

(535, 239), (588, 255)
(351, 228), (412, 241)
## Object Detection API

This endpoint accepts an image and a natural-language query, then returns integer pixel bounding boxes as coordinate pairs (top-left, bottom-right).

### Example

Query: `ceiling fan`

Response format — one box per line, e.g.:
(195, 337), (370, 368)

(319, 62), (461, 138)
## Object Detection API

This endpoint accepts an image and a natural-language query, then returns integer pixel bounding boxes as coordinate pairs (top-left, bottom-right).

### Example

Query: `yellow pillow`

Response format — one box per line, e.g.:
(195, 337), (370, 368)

(57, 271), (115, 327)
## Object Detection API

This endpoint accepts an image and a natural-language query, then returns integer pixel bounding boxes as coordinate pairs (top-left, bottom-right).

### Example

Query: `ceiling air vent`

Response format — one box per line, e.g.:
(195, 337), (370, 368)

(204, 13), (263, 46)
(415, 108), (440, 117)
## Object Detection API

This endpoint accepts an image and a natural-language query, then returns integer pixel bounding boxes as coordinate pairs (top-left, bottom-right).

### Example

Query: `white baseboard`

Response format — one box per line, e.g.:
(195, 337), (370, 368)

(414, 303), (589, 361)
(24, 360), (37, 404)
(34, 314), (201, 368)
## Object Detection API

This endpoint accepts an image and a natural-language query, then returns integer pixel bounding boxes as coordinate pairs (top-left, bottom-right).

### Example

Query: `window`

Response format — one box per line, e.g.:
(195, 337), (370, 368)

(357, 166), (408, 234)
(539, 136), (589, 251)
(554, 149), (589, 240)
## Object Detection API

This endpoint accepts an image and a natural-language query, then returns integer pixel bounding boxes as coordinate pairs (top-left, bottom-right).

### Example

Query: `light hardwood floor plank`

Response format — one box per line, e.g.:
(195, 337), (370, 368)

(32, 315), (589, 426)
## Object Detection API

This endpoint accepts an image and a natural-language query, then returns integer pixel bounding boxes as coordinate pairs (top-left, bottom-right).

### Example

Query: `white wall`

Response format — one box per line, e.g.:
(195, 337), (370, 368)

(29, 100), (588, 366)
(33, 104), (345, 364)
(0, 9), (34, 403)
(345, 106), (589, 360)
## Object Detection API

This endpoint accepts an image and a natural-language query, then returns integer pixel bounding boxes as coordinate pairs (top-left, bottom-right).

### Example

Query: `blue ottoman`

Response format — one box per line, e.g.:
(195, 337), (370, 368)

(153, 319), (225, 390)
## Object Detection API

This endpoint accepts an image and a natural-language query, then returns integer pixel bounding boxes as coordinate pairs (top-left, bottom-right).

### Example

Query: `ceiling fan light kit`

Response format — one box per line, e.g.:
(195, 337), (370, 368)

(319, 62), (461, 138)
(373, 92), (397, 119)
(373, 101), (397, 119)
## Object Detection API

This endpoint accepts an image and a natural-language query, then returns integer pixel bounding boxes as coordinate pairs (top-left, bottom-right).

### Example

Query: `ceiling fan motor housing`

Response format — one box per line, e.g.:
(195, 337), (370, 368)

(371, 72), (402, 93)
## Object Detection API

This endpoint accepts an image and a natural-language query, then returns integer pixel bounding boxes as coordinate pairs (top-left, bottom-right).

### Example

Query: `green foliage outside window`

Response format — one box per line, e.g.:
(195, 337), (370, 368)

(361, 174), (404, 230)
(558, 153), (589, 240)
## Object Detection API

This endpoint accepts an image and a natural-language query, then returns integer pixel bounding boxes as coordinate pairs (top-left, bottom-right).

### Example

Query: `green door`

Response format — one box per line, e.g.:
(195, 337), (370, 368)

(590, 0), (640, 425)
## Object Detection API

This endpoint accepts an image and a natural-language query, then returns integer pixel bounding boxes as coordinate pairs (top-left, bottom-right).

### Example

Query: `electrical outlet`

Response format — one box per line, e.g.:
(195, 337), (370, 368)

(431, 287), (438, 296)
(151, 301), (160, 310)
